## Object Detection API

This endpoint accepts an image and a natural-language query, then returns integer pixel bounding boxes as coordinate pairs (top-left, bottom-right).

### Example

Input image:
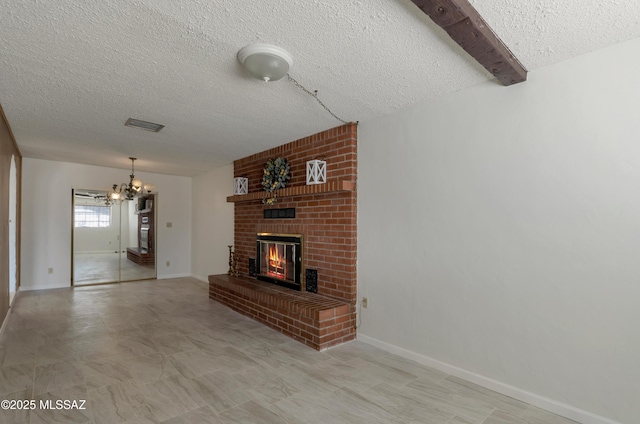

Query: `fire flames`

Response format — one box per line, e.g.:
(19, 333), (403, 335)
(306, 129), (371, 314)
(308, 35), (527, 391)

(268, 244), (284, 277)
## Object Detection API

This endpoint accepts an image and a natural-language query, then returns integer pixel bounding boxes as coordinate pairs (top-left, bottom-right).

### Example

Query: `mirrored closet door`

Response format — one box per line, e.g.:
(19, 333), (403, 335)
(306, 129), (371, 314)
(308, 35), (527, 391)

(72, 189), (156, 286)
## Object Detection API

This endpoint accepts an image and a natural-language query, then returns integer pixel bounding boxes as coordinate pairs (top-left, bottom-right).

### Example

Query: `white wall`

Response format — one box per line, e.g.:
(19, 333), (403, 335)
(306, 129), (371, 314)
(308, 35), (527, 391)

(21, 159), (192, 289)
(191, 164), (234, 282)
(358, 37), (640, 424)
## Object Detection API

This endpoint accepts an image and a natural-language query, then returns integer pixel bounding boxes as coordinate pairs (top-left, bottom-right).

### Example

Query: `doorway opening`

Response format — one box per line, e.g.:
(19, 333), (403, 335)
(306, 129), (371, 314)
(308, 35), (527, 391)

(9, 155), (17, 305)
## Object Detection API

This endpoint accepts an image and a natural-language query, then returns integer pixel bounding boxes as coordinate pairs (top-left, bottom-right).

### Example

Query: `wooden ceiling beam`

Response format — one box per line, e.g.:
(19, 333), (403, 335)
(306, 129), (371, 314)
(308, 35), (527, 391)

(410, 0), (527, 86)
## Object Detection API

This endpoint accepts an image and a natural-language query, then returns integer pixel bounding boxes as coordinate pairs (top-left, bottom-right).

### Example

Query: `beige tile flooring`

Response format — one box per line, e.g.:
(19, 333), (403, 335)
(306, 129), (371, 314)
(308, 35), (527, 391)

(0, 278), (579, 424)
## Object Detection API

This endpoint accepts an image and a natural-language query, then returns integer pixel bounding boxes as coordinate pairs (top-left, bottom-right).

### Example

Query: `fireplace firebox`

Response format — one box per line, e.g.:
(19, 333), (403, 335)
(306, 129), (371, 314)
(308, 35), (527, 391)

(256, 233), (303, 291)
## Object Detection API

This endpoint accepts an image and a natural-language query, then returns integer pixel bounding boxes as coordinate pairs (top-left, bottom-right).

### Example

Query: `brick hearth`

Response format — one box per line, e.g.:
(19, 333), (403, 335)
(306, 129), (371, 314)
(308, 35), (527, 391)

(209, 275), (354, 350)
(209, 123), (357, 350)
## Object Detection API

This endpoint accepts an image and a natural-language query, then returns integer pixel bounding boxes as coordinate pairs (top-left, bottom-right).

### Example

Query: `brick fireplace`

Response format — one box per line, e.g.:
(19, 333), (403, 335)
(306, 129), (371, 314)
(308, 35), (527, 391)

(209, 123), (357, 350)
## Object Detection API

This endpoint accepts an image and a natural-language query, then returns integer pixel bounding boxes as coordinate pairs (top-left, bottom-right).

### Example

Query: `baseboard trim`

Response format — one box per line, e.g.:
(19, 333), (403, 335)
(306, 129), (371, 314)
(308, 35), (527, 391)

(156, 273), (191, 280)
(190, 274), (209, 284)
(0, 311), (9, 338)
(20, 283), (69, 291)
(9, 287), (18, 308)
(0, 298), (15, 338)
(357, 334), (621, 424)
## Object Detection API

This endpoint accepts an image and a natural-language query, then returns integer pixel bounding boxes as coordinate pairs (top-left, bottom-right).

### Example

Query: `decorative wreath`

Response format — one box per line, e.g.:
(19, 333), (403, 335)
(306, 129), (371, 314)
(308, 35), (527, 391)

(262, 157), (291, 193)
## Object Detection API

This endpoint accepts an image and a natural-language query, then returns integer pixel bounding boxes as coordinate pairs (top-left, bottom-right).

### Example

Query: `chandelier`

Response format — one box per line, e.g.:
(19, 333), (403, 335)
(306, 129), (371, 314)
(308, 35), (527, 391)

(107, 157), (154, 203)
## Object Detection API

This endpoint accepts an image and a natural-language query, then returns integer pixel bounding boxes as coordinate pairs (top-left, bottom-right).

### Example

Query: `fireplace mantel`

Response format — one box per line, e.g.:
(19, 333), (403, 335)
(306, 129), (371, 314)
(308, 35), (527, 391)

(226, 179), (355, 203)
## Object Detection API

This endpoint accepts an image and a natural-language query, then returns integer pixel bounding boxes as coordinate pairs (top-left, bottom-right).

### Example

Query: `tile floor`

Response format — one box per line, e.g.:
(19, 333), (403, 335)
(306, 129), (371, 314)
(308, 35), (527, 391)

(0, 278), (579, 424)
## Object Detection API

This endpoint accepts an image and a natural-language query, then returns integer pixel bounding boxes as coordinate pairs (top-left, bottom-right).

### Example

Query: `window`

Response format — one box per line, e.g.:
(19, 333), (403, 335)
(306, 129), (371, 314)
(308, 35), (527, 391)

(74, 205), (111, 228)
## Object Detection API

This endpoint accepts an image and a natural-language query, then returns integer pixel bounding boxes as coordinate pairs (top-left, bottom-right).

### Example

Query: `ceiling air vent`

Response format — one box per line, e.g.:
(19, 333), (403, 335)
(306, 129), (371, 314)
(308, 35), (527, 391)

(125, 118), (165, 132)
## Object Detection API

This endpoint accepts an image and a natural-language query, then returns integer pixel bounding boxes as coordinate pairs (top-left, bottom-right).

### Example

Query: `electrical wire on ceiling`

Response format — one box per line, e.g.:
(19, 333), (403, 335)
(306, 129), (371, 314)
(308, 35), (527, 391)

(237, 43), (355, 125)
(286, 74), (353, 125)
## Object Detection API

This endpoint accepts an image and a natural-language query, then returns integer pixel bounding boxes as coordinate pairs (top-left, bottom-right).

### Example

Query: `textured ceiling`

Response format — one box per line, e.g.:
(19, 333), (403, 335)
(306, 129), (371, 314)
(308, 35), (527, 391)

(1, 0), (639, 176)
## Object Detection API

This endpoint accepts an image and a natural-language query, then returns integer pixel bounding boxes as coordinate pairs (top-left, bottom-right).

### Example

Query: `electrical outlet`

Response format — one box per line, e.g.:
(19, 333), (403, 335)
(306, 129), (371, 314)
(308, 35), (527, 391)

(48, 267), (53, 274)
(362, 297), (368, 308)
(166, 261), (170, 267)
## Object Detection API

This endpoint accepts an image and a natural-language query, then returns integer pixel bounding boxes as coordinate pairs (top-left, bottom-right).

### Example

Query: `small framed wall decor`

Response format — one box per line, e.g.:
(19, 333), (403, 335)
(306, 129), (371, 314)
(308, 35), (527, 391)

(306, 159), (326, 185)
(234, 177), (248, 195)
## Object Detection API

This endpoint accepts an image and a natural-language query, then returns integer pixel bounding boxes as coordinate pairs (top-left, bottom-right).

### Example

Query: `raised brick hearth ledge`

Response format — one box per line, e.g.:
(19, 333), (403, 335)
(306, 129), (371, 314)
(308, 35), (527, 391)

(209, 274), (356, 350)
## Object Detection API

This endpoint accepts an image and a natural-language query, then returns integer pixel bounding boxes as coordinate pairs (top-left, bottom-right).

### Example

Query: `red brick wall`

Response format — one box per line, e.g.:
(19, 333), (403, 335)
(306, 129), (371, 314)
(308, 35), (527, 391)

(233, 123), (357, 304)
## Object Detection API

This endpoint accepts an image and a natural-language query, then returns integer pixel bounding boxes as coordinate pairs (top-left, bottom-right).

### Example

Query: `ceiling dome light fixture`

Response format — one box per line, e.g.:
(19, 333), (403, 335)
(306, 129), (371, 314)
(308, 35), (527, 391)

(236, 43), (351, 124)
(237, 43), (293, 82)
